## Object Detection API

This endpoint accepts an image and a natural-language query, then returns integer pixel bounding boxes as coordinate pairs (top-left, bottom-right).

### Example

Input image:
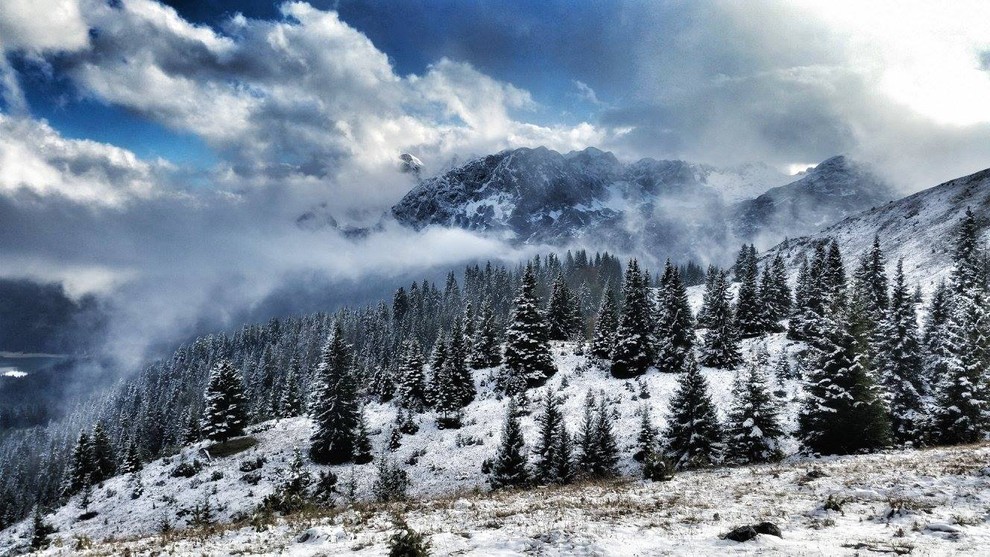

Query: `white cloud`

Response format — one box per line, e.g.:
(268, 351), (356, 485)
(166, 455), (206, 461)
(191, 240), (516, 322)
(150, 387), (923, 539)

(52, 0), (605, 217)
(0, 114), (168, 205)
(0, 0), (89, 53)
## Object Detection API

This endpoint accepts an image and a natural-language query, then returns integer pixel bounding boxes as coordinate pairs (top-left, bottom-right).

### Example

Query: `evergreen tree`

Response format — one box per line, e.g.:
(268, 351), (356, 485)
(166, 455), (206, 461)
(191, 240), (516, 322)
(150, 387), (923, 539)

(91, 422), (117, 483)
(553, 426), (575, 485)
(655, 260), (695, 372)
(201, 359), (248, 443)
(662, 355), (723, 469)
(470, 298), (502, 369)
(65, 431), (95, 495)
(396, 339), (429, 411)
(278, 357), (304, 418)
(696, 264), (721, 328)
(876, 259), (925, 445)
(122, 441), (142, 474)
(432, 319), (476, 426)
(611, 259), (654, 378)
(725, 363), (784, 464)
(489, 397), (529, 490)
(444, 317), (476, 407)
(932, 208), (990, 445)
(309, 323), (359, 465)
(503, 264), (556, 391)
(352, 409), (373, 464)
(590, 289), (619, 359)
(699, 271), (742, 369)
(634, 408), (658, 462)
(822, 239), (847, 315)
(798, 297), (891, 455)
(852, 235), (889, 331)
(734, 245), (763, 337)
(575, 391), (598, 476)
(533, 389), (563, 483)
(546, 273), (580, 340)
(592, 396), (620, 478)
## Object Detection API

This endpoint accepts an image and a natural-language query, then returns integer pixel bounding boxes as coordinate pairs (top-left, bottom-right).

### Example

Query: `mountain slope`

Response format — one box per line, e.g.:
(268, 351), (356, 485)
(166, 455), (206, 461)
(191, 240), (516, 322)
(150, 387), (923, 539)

(765, 166), (990, 291)
(391, 148), (891, 262)
(732, 156), (894, 245)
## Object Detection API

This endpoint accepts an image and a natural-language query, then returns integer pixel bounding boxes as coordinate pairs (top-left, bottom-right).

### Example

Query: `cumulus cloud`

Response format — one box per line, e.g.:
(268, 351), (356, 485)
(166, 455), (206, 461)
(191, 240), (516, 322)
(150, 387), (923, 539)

(0, 114), (170, 205)
(39, 0), (607, 219)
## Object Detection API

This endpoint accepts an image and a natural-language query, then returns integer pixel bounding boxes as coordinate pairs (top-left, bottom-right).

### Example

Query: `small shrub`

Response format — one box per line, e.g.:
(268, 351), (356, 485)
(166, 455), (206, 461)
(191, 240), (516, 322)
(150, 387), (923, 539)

(239, 456), (266, 472)
(643, 452), (675, 482)
(388, 516), (431, 556)
(171, 459), (204, 478)
(374, 458), (410, 503)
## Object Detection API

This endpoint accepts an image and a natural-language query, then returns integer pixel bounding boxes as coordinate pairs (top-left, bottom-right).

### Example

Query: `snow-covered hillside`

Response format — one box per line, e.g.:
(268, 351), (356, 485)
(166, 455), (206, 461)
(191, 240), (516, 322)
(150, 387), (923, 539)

(1, 335), (807, 555)
(765, 167), (990, 296)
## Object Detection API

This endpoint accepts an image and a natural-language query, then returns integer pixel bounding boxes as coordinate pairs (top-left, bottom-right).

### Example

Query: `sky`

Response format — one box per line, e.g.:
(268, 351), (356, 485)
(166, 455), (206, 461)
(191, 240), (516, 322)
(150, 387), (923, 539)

(2, 0), (990, 369)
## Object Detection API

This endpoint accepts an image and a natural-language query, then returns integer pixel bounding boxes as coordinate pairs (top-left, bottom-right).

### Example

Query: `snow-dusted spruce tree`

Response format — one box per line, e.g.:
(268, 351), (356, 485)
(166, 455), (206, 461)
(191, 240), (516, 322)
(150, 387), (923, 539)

(352, 409), (373, 464)
(590, 289), (619, 359)
(533, 389), (563, 483)
(122, 441), (142, 474)
(876, 259), (925, 445)
(470, 298), (502, 369)
(734, 244), (764, 338)
(758, 253), (791, 332)
(553, 423), (575, 485)
(432, 318), (476, 427)
(662, 354), (723, 469)
(445, 317), (476, 406)
(851, 234), (889, 333)
(201, 359), (248, 443)
(798, 294), (891, 455)
(725, 362), (784, 464)
(90, 422), (117, 482)
(932, 208), (990, 445)
(591, 395), (620, 477)
(64, 431), (95, 495)
(309, 323), (359, 465)
(699, 270), (742, 369)
(462, 301), (475, 345)
(611, 259), (654, 378)
(546, 272), (581, 340)
(634, 407), (658, 462)
(822, 240), (848, 315)
(655, 260), (695, 372)
(788, 255), (813, 340)
(395, 339), (429, 411)
(695, 264), (721, 328)
(489, 397), (529, 490)
(503, 264), (556, 392)
(277, 357), (304, 418)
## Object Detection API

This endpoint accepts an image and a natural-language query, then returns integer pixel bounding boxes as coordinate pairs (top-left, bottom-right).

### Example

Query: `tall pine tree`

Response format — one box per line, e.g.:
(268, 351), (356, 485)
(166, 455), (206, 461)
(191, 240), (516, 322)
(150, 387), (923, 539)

(876, 259), (925, 445)
(662, 354), (723, 469)
(655, 260), (695, 372)
(489, 397), (529, 490)
(201, 359), (248, 443)
(309, 323), (359, 465)
(611, 259), (654, 378)
(503, 264), (557, 391)
(725, 363), (783, 464)
(699, 270), (742, 369)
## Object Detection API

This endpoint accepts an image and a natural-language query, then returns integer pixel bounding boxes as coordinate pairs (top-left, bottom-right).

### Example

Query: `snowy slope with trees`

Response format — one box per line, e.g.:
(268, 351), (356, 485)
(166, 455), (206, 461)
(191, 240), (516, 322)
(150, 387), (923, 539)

(5, 163), (990, 555)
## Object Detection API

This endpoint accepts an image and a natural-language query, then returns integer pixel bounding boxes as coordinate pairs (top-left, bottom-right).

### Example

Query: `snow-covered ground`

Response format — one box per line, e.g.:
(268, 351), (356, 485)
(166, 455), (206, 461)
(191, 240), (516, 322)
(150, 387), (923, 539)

(6, 334), (986, 556)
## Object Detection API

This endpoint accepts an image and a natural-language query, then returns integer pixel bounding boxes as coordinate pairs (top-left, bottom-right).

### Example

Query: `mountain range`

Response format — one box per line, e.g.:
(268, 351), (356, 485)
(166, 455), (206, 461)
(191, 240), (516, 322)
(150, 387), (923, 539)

(390, 147), (895, 263)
